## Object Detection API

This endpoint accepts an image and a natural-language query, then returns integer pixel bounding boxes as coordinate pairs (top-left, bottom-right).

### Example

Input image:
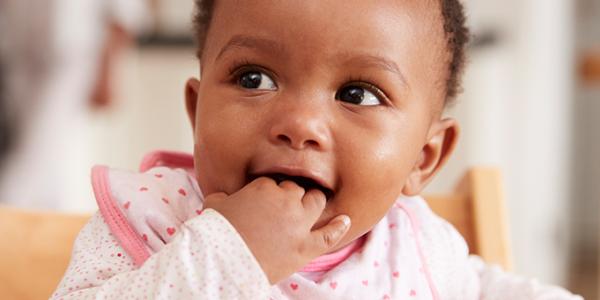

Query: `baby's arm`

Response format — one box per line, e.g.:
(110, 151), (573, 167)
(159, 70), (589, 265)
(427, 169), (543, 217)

(470, 256), (583, 300)
(52, 210), (270, 299)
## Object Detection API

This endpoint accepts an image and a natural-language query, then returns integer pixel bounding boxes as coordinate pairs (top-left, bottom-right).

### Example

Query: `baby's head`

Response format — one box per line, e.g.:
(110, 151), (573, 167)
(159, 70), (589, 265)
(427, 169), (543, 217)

(185, 0), (469, 250)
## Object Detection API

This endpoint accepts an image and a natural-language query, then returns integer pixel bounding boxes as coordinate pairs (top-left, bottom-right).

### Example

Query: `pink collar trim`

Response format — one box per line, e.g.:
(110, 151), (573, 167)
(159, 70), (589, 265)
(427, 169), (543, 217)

(300, 235), (366, 272)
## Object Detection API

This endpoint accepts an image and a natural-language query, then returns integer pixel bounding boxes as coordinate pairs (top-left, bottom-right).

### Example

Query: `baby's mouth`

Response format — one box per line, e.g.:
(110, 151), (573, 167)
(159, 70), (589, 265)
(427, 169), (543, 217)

(247, 172), (335, 201)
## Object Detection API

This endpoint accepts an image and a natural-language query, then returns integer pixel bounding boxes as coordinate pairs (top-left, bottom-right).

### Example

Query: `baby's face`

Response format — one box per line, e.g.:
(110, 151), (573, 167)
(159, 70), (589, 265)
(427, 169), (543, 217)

(186, 0), (456, 251)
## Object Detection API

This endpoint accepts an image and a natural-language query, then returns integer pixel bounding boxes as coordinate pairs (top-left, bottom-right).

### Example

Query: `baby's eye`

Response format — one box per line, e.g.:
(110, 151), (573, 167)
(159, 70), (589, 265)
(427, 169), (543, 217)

(335, 85), (382, 106)
(238, 71), (277, 90)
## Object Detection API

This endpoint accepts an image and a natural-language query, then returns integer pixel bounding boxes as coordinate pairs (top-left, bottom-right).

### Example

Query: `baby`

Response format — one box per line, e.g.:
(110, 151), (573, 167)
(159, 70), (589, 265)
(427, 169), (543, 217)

(54, 0), (581, 299)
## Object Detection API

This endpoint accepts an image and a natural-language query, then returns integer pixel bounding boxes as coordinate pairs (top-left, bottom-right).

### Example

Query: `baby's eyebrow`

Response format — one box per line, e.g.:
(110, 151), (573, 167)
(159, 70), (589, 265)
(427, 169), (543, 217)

(338, 53), (409, 87)
(214, 34), (408, 87)
(215, 34), (286, 61)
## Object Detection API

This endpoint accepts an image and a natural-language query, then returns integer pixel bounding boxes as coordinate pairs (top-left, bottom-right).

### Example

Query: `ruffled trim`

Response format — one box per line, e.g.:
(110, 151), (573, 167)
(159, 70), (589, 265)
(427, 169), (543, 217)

(139, 150), (194, 173)
(91, 165), (151, 266)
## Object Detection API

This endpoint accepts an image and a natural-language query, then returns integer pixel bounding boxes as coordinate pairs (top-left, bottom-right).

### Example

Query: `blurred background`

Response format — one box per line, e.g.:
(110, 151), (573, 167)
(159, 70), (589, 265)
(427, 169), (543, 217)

(0, 0), (598, 298)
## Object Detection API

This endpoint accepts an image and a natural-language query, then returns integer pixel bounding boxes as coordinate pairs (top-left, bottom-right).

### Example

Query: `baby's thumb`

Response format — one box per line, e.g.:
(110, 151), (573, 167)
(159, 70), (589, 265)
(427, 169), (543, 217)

(310, 215), (351, 254)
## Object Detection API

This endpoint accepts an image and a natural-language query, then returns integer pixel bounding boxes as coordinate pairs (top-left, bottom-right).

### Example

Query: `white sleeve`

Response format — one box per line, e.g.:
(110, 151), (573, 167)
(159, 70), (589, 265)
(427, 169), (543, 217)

(52, 209), (270, 299)
(471, 256), (583, 300)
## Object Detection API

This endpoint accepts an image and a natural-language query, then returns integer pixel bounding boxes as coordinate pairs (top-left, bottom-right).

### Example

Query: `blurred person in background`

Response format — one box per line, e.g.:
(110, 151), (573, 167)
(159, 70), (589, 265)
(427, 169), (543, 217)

(0, 0), (149, 210)
(0, 59), (9, 170)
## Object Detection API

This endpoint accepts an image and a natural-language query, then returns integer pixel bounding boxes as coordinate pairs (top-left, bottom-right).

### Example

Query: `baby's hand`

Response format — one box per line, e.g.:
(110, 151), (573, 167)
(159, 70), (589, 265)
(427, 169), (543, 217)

(203, 177), (351, 284)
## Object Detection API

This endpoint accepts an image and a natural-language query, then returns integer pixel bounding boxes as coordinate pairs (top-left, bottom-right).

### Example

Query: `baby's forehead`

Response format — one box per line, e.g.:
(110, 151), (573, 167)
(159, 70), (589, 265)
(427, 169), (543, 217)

(204, 0), (448, 102)
(209, 0), (445, 45)
(210, 1), (446, 63)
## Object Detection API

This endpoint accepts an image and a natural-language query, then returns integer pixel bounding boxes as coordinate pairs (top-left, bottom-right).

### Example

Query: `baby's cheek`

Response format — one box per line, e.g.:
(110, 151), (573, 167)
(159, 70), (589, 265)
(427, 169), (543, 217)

(193, 141), (244, 195)
(333, 193), (390, 231)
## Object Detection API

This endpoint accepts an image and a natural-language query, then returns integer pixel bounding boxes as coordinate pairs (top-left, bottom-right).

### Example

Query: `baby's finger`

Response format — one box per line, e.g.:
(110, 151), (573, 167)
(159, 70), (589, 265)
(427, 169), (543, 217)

(301, 189), (326, 222)
(309, 215), (351, 255)
(278, 180), (305, 199)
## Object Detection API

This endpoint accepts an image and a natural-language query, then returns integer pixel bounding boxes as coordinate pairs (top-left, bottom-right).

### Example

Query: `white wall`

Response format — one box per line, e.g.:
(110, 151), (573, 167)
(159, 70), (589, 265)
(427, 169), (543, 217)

(428, 0), (576, 286)
(152, 0), (195, 36)
(68, 46), (197, 212)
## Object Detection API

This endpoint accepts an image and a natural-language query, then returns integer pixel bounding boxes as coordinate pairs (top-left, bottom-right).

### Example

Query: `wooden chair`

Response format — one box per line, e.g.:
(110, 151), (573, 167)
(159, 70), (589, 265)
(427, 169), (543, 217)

(424, 167), (512, 271)
(0, 167), (511, 299)
(0, 206), (91, 300)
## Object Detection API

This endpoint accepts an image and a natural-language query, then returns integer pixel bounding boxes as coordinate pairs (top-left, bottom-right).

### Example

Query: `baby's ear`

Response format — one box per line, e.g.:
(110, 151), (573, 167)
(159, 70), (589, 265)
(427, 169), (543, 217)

(402, 118), (459, 196)
(185, 78), (201, 130)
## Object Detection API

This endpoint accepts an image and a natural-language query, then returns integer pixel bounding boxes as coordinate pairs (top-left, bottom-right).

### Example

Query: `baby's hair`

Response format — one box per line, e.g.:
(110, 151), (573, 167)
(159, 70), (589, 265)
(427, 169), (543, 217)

(192, 0), (469, 105)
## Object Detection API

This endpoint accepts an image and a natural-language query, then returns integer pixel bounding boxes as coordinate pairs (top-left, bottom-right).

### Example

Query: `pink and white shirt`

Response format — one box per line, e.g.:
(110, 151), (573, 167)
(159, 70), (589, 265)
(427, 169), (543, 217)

(53, 151), (582, 299)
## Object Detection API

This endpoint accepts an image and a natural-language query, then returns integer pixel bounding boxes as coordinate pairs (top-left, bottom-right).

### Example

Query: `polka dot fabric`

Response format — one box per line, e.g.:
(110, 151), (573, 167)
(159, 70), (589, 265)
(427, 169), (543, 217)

(52, 151), (583, 299)
(53, 210), (270, 299)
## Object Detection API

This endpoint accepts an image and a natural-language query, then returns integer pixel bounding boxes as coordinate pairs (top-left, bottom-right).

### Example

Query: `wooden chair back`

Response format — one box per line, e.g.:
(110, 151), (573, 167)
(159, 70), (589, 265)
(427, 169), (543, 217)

(424, 167), (512, 270)
(0, 206), (90, 300)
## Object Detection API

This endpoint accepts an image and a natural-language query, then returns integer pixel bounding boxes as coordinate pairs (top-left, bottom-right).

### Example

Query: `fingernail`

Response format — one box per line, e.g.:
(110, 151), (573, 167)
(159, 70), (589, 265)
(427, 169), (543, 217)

(339, 215), (350, 227)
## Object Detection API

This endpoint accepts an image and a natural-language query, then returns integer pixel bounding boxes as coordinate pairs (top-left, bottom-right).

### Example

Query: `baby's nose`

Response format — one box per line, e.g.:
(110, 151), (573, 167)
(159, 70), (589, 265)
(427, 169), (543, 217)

(267, 99), (332, 151)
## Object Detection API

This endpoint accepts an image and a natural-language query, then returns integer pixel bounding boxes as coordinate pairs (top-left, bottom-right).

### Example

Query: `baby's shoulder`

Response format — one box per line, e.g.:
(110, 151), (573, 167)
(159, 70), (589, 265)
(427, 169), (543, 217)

(393, 196), (480, 298)
(92, 164), (203, 220)
(90, 157), (205, 260)
(393, 195), (468, 254)
(91, 150), (202, 224)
